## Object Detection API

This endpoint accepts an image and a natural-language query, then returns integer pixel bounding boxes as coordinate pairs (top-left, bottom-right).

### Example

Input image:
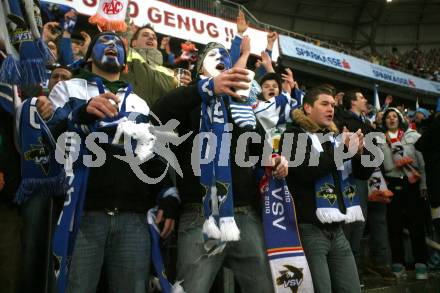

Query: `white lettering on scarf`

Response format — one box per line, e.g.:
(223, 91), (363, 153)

(272, 187), (286, 230)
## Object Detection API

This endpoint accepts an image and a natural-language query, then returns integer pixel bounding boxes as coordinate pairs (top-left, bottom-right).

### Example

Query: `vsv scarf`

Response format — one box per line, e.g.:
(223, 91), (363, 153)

(367, 167), (393, 203)
(309, 133), (364, 224)
(147, 188), (185, 293)
(199, 78), (240, 250)
(387, 130), (421, 184)
(16, 97), (67, 204)
(260, 163), (314, 293)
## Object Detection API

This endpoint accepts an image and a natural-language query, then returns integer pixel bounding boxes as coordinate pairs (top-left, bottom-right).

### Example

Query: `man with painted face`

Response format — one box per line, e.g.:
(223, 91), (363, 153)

(152, 42), (288, 293)
(46, 32), (180, 292)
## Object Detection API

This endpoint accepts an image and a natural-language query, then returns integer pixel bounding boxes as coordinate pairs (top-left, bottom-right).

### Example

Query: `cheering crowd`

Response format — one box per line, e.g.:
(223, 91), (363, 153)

(1, 1), (440, 293)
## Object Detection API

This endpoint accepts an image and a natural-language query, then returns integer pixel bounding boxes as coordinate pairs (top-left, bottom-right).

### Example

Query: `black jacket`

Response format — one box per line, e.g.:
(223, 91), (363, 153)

(152, 82), (266, 206)
(334, 108), (374, 135)
(415, 114), (440, 207)
(83, 147), (172, 213)
(281, 109), (372, 224)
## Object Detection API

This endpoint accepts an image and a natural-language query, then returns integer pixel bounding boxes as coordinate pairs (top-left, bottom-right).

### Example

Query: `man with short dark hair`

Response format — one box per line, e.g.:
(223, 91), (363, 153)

(48, 66), (73, 93)
(130, 24), (157, 50)
(122, 25), (190, 106)
(282, 86), (370, 292)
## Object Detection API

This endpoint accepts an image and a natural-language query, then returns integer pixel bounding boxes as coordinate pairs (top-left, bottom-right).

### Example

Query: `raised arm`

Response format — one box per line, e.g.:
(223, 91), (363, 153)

(230, 10), (248, 65)
(233, 36), (251, 70)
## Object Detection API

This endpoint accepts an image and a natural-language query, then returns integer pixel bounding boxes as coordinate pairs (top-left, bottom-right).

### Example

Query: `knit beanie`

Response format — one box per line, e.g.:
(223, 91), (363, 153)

(383, 107), (407, 131)
(196, 42), (229, 75)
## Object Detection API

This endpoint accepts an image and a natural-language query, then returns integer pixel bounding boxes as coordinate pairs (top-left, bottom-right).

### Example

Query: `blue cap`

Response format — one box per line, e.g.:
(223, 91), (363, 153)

(415, 107), (430, 119)
(437, 98), (440, 112)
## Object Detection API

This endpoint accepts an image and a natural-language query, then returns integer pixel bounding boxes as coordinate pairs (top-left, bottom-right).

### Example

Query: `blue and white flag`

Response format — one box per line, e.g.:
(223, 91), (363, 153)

(374, 84), (380, 111)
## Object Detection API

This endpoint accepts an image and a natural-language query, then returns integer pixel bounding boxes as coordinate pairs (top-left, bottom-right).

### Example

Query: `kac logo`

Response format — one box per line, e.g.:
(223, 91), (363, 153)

(103, 0), (124, 15)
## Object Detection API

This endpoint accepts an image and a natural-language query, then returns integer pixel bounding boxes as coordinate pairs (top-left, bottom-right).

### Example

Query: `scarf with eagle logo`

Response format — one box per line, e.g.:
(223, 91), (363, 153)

(260, 157), (314, 293)
(309, 133), (364, 224)
(15, 97), (67, 204)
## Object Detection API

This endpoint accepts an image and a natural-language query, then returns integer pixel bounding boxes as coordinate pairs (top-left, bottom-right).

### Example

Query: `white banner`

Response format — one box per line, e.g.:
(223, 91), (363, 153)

(45, 0), (279, 60)
(279, 35), (440, 95)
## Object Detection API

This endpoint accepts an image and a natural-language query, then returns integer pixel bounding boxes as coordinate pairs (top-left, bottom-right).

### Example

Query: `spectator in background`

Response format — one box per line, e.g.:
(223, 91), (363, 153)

(47, 66), (73, 94)
(71, 32), (91, 63)
(416, 110), (440, 271)
(129, 24), (161, 66)
(43, 21), (61, 63)
(172, 40), (199, 70)
(334, 91), (344, 120)
(334, 91), (390, 284)
(254, 65), (300, 140)
(43, 8), (78, 66)
(158, 36), (175, 68)
(414, 107), (430, 134)
(378, 108), (428, 280)
(122, 24), (191, 106)
(372, 111), (385, 131)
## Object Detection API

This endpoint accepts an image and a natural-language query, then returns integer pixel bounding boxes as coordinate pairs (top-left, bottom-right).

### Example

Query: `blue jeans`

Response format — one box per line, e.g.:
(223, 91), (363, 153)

(177, 204), (273, 293)
(67, 212), (151, 293)
(367, 201), (390, 266)
(299, 223), (361, 293)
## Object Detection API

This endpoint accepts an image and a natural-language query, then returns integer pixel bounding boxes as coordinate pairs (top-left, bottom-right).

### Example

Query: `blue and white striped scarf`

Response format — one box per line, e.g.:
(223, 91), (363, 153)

(198, 78), (240, 252)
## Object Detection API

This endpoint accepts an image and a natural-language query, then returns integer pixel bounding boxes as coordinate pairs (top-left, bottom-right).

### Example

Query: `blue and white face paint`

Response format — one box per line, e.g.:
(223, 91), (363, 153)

(91, 34), (125, 73)
(202, 47), (231, 77)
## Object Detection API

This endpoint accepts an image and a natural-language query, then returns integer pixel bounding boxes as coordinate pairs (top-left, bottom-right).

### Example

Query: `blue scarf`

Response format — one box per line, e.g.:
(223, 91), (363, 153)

(16, 97), (67, 204)
(147, 188), (185, 293)
(198, 78), (240, 250)
(260, 164), (314, 292)
(309, 133), (364, 223)
(52, 130), (89, 293)
(88, 78), (131, 135)
(3, 0), (48, 85)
